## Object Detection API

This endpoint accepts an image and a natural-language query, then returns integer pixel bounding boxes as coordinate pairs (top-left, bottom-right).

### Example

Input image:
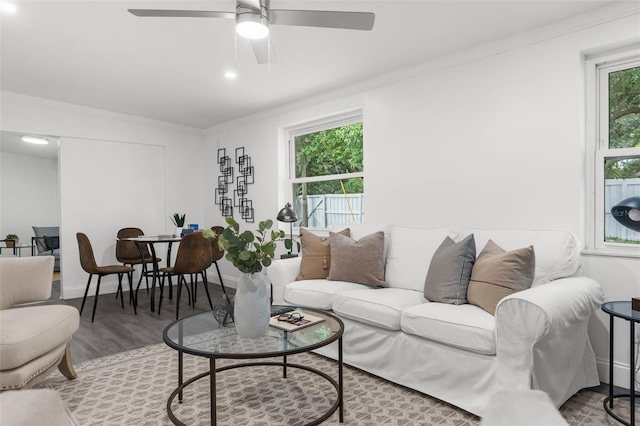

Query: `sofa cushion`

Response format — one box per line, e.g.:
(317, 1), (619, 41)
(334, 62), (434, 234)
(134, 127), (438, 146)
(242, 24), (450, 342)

(44, 236), (60, 251)
(0, 305), (79, 370)
(284, 279), (370, 310)
(385, 226), (459, 292)
(333, 288), (426, 331)
(296, 228), (350, 281)
(467, 240), (535, 315)
(467, 229), (580, 286)
(401, 302), (496, 355)
(328, 231), (386, 287)
(331, 223), (391, 261)
(32, 226), (59, 254)
(423, 234), (476, 305)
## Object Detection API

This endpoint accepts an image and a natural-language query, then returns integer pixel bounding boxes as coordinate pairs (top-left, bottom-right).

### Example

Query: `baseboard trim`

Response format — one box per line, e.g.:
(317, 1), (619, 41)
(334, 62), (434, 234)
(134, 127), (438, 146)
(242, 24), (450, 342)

(597, 357), (634, 390)
(61, 274), (240, 300)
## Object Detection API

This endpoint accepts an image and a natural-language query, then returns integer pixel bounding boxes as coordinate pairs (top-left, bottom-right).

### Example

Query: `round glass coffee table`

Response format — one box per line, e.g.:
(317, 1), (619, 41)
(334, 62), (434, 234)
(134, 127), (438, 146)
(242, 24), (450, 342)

(163, 306), (344, 426)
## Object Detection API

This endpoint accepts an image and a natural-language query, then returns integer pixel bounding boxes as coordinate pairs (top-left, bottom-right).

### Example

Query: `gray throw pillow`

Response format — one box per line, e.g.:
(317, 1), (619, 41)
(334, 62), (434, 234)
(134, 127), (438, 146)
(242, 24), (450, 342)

(327, 231), (386, 287)
(423, 234), (476, 305)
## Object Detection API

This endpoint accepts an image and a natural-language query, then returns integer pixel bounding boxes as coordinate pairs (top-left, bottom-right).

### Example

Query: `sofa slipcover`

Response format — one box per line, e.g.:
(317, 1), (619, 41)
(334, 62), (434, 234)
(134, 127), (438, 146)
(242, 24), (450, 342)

(268, 224), (603, 416)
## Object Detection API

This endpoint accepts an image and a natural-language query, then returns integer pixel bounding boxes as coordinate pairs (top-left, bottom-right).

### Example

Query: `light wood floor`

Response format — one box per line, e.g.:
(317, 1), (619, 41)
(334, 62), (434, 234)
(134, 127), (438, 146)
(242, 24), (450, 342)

(46, 278), (233, 364)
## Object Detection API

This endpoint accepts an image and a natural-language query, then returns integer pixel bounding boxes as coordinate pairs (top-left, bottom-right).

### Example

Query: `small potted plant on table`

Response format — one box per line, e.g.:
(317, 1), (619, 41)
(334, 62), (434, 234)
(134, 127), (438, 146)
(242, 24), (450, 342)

(170, 213), (186, 236)
(4, 234), (19, 247)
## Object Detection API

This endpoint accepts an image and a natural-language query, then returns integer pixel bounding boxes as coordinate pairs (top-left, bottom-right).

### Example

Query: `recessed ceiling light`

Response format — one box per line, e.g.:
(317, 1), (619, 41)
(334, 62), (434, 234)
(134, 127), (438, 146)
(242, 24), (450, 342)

(0, 2), (17, 14)
(21, 136), (49, 145)
(225, 71), (237, 79)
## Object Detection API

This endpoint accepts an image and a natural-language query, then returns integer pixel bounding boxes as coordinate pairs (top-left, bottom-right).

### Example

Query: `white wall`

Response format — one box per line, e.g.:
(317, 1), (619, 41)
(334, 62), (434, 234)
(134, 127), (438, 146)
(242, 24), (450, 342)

(60, 138), (166, 298)
(0, 151), (58, 245)
(1, 1), (638, 389)
(204, 6), (640, 387)
(1, 92), (207, 298)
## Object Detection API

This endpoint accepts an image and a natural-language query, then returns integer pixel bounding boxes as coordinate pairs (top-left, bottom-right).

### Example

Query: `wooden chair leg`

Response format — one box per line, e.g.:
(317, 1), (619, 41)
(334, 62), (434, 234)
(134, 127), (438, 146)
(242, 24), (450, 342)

(57, 343), (78, 380)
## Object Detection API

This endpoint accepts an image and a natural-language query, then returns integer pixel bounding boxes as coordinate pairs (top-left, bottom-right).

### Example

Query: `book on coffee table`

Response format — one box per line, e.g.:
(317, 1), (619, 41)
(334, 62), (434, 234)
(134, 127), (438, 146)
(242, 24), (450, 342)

(269, 311), (325, 332)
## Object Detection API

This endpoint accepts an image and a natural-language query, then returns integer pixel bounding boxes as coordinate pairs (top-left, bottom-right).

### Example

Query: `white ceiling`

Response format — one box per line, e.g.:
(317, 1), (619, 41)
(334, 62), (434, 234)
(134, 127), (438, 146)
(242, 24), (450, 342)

(0, 0), (621, 134)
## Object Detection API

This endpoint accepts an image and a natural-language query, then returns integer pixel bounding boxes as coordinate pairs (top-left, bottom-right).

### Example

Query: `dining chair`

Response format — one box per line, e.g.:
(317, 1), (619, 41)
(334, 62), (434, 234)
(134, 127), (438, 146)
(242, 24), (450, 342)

(157, 232), (214, 319)
(115, 227), (161, 303)
(207, 225), (231, 303)
(76, 232), (136, 322)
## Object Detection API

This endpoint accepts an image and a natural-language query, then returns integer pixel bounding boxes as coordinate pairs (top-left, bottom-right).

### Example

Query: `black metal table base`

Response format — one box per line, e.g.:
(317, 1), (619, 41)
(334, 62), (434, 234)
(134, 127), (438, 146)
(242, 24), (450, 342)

(604, 394), (640, 426)
(167, 360), (343, 426)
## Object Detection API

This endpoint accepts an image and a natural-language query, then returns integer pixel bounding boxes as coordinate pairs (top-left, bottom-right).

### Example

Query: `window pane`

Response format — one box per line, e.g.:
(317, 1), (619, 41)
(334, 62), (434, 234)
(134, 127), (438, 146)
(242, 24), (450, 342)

(609, 66), (640, 149)
(294, 123), (363, 178)
(292, 178), (364, 227)
(604, 158), (640, 244)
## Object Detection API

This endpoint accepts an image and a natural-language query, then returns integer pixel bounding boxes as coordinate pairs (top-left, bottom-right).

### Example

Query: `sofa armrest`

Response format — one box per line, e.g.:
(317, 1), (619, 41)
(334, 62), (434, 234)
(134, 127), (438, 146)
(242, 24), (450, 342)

(267, 257), (302, 305)
(495, 276), (603, 398)
(0, 256), (55, 309)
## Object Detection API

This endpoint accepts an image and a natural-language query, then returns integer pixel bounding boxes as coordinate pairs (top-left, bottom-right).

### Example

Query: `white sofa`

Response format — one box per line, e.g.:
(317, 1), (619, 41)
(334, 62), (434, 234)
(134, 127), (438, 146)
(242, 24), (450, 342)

(267, 224), (603, 417)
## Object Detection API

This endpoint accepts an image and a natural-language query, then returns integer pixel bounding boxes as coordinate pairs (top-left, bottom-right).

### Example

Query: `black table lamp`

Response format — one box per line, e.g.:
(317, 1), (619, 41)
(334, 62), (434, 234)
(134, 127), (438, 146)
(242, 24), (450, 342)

(277, 202), (298, 258)
(611, 196), (640, 232)
(611, 196), (640, 311)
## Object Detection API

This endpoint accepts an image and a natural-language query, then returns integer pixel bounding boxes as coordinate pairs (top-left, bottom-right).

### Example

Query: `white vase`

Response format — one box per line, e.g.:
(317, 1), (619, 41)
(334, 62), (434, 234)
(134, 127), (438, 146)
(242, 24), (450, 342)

(175, 227), (183, 236)
(234, 273), (270, 338)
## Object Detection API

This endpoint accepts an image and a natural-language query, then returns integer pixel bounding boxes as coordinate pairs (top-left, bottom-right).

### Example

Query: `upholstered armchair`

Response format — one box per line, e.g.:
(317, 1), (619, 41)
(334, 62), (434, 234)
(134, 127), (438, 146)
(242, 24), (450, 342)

(32, 226), (61, 271)
(0, 256), (79, 390)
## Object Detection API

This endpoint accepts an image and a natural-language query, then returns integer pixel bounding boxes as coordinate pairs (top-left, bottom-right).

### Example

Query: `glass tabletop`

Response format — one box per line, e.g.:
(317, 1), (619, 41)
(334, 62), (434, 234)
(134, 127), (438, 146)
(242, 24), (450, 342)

(163, 306), (343, 359)
(602, 301), (640, 322)
(123, 235), (183, 243)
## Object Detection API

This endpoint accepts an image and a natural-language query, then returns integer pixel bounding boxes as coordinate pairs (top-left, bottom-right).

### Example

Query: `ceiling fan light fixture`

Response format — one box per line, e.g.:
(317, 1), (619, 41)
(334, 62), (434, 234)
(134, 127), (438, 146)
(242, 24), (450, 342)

(236, 11), (269, 40)
(21, 136), (49, 145)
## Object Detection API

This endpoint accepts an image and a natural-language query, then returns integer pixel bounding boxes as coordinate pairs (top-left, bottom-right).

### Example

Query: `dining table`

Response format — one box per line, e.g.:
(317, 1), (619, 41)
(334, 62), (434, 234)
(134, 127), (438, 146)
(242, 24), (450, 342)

(121, 234), (183, 312)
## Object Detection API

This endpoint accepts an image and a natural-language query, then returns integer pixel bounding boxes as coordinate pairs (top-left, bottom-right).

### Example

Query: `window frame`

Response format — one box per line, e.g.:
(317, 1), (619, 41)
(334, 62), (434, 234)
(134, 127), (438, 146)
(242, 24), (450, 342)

(282, 109), (364, 231)
(585, 48), (640, 256)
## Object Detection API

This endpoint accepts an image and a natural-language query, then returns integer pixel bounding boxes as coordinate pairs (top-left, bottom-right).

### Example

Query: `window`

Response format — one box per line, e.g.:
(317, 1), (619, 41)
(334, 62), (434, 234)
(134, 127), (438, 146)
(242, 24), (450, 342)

(586, 48), (640, 253)
(285, 111), (364, 228)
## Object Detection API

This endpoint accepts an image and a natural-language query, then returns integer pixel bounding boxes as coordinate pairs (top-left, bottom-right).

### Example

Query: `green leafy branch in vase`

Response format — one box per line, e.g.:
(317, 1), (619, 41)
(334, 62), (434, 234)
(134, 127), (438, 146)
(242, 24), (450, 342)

(214, 217), (284, 274)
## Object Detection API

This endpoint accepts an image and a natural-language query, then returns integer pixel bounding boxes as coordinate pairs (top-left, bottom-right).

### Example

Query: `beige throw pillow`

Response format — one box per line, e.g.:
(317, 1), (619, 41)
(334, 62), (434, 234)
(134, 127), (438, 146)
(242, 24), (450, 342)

(327, 231), (386, 287)
(296, 228), (350, 281)
(467, 240), (535, 315)
(423, 234), (476, 305)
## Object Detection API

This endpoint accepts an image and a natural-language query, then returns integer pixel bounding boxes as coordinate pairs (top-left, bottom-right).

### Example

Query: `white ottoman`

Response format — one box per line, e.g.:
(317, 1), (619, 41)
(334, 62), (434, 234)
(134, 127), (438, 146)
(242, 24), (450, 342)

(0, 389), (72, 426)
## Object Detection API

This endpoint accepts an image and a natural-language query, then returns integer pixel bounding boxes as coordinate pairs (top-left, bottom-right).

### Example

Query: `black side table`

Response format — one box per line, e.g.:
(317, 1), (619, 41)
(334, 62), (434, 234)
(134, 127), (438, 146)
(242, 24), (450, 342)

(602, 301), (640, 425)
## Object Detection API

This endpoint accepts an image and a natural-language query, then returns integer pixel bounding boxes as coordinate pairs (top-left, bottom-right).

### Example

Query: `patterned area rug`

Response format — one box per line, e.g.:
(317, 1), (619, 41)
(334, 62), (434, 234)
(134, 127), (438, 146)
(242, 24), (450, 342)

(37, 343), (626, 425)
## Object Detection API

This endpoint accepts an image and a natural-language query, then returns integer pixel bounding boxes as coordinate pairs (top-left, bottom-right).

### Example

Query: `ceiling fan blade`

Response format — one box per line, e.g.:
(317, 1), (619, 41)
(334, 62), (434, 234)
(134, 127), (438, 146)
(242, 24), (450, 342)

(237, 0), (262, 12)
(128, 9), (235, 19)
(269, 10), (375, 31)
(250, 38), (277, 65)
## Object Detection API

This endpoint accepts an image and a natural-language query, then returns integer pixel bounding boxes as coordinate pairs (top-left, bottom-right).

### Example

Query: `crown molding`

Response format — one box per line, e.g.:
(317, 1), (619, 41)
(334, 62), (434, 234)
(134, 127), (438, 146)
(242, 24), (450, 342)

(205, 1), (640, 134)
(1, 91), (205, 136)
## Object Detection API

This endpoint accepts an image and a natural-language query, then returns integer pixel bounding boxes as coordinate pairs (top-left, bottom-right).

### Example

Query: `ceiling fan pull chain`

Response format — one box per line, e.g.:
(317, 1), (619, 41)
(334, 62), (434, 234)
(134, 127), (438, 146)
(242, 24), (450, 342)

(234, 31), (238, 67)
(268, 35), (271, 74)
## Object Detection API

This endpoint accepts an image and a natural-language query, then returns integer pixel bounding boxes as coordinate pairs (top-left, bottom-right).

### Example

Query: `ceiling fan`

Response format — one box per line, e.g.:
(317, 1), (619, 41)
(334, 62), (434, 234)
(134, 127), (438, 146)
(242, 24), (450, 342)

(128, 0), (375, 64)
